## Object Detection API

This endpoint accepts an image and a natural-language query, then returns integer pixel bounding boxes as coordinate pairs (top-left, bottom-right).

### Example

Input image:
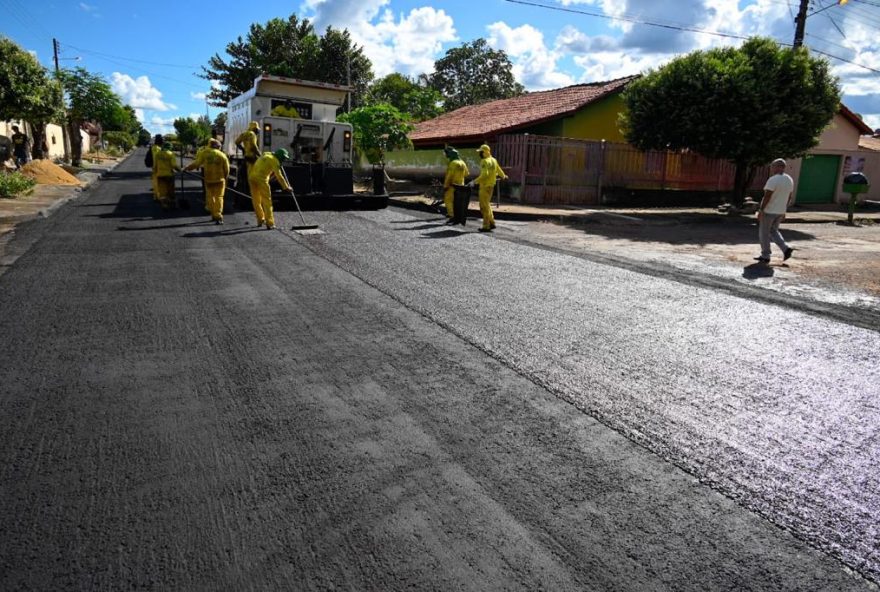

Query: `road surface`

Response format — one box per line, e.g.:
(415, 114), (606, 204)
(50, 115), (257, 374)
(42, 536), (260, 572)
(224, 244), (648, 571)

(0, 153), (877, 590)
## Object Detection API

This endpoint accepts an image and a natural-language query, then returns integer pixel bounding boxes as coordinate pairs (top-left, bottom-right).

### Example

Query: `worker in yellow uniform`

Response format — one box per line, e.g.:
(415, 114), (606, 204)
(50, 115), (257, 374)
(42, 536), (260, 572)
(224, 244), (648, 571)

(442, 146), (468, 224)
(235, 121), (261, 182)
(271, 100), (301, 118)
(150, 134), (164, 201)
(472, 144), (507, 232)
(248, 149), (291, 229)
(184, 139), (229, 224)
(154, 143), (180, 210)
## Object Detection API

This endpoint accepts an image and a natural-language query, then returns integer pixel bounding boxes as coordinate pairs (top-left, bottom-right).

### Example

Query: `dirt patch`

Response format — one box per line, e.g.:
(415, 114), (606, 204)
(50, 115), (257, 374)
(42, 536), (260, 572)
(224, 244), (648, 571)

(529, 217), (880, 298)
(19, 160), (82, 186)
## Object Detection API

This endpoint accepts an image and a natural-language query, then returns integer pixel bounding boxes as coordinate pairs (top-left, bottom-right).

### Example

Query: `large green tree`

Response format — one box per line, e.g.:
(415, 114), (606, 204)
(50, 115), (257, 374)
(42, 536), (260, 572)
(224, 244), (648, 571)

(338, 104), (413, 165)
(173, 116), (212, 152)
(201, 15), (373, 111)
(59, 67), (125, 166)
(428, 38), (524, 112)
(0, 37), (64, 159)
(368, 73), (443, 122)
(621, 37), (840, 205)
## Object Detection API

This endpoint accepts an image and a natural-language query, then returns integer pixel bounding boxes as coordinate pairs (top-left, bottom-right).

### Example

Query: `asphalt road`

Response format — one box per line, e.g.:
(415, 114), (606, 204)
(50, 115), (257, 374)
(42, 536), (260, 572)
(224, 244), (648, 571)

(0, 153), (877, 590)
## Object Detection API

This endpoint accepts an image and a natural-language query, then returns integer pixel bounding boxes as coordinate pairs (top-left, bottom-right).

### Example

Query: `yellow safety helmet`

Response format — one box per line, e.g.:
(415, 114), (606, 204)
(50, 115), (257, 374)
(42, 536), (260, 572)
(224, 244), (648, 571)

(478, 144), (491, 157)
(248, 121), (259, 131)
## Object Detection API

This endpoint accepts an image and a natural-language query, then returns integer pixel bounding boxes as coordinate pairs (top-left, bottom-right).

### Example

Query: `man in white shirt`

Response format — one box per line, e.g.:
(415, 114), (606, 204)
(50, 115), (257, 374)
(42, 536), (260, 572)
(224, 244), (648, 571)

(755, 158), (795, 264)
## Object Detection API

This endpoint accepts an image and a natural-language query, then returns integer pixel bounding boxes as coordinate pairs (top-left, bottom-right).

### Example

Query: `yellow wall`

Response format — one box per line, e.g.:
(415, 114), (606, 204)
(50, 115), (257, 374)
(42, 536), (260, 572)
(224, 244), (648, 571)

(561, 94), (627, 142)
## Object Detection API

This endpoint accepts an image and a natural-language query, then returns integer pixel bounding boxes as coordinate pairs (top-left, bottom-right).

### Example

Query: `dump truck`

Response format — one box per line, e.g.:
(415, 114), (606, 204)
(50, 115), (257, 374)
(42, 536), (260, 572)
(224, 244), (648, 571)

(223, 74), (387, 209)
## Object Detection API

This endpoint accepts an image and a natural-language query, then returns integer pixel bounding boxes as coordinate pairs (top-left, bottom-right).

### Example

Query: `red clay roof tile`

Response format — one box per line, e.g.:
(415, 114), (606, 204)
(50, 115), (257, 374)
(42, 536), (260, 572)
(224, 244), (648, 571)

(411, 76), (638, 146)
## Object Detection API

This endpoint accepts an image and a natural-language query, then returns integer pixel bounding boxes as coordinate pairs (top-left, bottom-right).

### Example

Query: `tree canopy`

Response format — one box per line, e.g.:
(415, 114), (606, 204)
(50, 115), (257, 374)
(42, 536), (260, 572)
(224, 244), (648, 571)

(368, 73), (443, 122)
(59, 67), (125, 165)
(0, 37), (64, 158)
(428, 38), (524, 112)
(338, 104), (413, 165)
(621, 37), (841, 203)
(173, 116), (212, 151)
(201, 14), (373, 110)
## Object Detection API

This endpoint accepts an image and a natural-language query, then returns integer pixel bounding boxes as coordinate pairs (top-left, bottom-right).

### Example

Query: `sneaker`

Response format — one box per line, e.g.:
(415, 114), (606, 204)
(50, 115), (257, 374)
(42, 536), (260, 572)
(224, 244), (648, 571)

(479, 227), (493, 233)
(266, 224), (275, 230)
(445, 218), (456, 225)
(753, 256), (770, 264)
(489, 223), (496, 229)
(783, 247), (795, 261)
(257, 220), (264, 227)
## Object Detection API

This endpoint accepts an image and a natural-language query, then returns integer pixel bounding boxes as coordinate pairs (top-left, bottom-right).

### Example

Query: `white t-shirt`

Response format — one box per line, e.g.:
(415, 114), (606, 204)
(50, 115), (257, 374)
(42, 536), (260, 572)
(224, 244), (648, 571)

(763, 173), (794, 215)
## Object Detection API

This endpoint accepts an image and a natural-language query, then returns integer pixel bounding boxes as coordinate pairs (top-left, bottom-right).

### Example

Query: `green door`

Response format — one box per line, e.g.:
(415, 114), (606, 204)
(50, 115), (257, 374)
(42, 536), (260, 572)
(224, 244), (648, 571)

(796, 155), (840, 204)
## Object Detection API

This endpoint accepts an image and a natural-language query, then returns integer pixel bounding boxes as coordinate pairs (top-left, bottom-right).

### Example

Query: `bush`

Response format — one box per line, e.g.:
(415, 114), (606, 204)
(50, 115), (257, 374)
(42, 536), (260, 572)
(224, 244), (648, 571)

(0, 171), (37, 198)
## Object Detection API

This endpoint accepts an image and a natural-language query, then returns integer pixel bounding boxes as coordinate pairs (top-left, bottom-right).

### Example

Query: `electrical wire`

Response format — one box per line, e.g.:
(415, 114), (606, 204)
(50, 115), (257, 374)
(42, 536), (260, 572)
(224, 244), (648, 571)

(63, 43), (199, 69)
(504, 0), (880, 75)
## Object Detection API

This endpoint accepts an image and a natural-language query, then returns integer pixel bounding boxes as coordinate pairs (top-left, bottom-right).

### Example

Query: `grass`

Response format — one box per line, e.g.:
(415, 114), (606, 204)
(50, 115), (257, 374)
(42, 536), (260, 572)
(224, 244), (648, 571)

(0, 171), (36, 199)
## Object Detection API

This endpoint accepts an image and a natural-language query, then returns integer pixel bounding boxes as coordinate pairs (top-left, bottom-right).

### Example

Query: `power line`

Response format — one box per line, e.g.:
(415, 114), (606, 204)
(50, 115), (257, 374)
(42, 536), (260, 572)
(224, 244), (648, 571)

(503, 0), (752, 41)
(63, 43), (199, 69)
(505, 0), (880, 75)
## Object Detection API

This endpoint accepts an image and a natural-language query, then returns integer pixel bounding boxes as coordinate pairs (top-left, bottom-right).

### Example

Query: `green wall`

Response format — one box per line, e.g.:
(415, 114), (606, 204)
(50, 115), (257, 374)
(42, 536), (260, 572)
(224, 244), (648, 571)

(561, 94), (626, 142)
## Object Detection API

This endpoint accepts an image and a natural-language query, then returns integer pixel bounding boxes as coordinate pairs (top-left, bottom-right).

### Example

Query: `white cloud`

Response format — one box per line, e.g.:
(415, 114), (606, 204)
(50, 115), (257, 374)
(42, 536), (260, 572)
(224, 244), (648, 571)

(79, 2), (97, 11)
(190, 91), (207, 101)
(305, 0), (456, 77)
(149, 115), (176, 132)
(133, 108), (144, 123)
(487, 22), (573, 90)
(110, 72), (175, 111)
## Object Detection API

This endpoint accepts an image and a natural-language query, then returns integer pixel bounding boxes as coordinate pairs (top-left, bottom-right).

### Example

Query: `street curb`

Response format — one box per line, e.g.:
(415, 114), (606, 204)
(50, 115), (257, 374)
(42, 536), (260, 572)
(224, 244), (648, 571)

(34, 156), (126, 220)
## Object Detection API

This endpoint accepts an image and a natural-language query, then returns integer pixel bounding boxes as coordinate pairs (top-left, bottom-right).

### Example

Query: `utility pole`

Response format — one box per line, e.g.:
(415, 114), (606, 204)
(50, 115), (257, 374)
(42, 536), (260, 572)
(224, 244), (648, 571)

(793, 0), (810, 48)
(53, 38), (70, 161)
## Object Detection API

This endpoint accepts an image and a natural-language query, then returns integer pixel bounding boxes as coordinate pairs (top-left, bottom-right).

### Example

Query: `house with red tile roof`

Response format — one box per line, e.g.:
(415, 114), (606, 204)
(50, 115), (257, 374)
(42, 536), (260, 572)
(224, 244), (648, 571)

(410, 76), (638, 148)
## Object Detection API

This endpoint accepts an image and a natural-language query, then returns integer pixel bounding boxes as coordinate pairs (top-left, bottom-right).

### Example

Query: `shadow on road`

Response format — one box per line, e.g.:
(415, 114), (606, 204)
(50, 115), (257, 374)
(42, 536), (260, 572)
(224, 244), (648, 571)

(117, 220), (215, 231)
(402, 223), (447, 231)
(742, 263), (775, 279)
(180, 228), (266, 238)
(556, 216), (818, 246)
(420, 229), (468, 239)
(390, 217), (448, 224)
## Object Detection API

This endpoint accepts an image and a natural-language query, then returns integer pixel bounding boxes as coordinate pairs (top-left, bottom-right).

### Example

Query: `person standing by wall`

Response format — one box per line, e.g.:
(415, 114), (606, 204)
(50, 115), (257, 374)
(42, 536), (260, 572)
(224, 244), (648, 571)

(442, 146), (468, 225)
(755, 158), (795, 264)
(248, 149), (291, 230)
(10, 125), (30, 169)
(472, 144), (507, 233)
(184, 139), (229, 225)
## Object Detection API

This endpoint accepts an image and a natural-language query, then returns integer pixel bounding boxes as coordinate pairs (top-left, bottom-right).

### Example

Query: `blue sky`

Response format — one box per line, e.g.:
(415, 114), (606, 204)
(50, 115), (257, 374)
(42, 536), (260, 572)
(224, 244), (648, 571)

(3, 0), (879, 133)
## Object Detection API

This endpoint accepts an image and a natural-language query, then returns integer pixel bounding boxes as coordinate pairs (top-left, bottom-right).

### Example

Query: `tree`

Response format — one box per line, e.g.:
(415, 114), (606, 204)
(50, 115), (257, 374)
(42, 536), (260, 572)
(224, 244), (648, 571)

(0, 37), (64, 159)
(621, 37), (840, 205)
(173, 116), (212, 152)
(368, 73), (443, 122)
(428, 38), (524, 112)
(59, 67), (124, 166)
(338, 104), (413, 165)
(212, 112), (227, 136)
(201, 15), (373, 110)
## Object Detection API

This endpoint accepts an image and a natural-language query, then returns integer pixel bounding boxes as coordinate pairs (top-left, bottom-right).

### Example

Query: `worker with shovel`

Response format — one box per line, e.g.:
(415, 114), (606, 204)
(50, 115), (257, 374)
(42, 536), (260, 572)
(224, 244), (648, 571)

(184, 139), (229, 225)
(472, 144), (507, 233)
(248, 149), (291, 230)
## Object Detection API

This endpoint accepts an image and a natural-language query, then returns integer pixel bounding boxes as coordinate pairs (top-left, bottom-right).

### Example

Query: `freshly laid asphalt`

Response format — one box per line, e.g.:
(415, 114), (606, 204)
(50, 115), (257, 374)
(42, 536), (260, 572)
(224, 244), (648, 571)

(0, 151), (877, 590)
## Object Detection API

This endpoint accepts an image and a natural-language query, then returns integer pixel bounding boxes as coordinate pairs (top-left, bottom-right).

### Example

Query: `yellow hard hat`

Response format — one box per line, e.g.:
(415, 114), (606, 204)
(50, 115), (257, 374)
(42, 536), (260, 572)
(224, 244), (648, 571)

(248, 121), (259, 131)
(478, 144), (491, 157)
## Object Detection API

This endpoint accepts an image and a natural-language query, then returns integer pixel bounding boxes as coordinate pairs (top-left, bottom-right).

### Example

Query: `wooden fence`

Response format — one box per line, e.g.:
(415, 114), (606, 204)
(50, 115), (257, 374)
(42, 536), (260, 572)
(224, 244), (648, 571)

(493, 134), (768, 205)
